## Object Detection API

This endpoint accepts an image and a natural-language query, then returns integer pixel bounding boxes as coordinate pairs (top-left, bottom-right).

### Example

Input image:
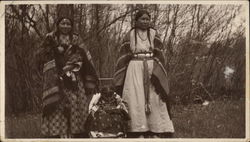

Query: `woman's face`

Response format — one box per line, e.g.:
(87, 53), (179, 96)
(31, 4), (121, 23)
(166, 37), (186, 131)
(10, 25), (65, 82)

(58, 18), (72, 35)
(137, 14), (150, 30)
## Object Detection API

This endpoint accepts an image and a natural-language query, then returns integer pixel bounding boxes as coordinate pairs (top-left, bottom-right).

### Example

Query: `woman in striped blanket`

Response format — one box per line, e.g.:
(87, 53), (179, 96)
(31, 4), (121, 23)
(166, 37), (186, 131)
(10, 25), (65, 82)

(40, 14), (98, 138)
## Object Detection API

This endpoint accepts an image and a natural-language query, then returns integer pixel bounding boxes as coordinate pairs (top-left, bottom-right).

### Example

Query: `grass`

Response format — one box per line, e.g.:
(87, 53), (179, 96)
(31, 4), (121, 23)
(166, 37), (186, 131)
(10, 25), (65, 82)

(5, 113), (42, 138)
(172, 98), (245, 138)
(5, 99), (245, 138)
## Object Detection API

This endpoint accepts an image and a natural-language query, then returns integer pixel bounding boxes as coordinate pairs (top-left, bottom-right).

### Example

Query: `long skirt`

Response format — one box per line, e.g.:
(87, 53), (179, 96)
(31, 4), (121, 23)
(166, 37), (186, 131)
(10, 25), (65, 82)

(41, 80), (91, 137)
(122, 59), (174, 133)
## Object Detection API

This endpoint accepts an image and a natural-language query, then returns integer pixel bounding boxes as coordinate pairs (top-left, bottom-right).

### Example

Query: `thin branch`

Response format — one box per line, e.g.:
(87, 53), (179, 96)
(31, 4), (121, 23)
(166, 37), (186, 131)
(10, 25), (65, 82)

(25, 11), (43, 39)
(39, 4), (51, 32)
(10, 5), (43, 39)
(82, 8), (136, 42)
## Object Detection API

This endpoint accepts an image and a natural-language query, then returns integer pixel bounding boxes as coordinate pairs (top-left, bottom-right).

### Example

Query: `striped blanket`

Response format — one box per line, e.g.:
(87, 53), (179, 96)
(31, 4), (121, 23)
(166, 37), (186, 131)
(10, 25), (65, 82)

(113, 28), (172, 118)
(41, 32), (98, 117)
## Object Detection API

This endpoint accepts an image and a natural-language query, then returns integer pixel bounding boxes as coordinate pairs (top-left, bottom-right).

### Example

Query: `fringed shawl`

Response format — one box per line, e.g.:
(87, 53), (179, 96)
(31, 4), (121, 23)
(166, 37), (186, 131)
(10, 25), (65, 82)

(113, 28), (172, 119)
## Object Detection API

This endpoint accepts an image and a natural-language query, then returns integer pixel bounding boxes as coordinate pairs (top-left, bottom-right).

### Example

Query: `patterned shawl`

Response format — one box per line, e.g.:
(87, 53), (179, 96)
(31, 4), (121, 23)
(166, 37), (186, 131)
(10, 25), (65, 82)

(41, 32), (98, 117)
(113, 28), (172, 118)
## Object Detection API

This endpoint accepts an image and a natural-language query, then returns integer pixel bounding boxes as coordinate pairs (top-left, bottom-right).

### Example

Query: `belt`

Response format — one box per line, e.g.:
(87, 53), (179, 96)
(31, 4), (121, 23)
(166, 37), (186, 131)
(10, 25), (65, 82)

(132, 53), (154, 60)
(133, 52), (153, 58)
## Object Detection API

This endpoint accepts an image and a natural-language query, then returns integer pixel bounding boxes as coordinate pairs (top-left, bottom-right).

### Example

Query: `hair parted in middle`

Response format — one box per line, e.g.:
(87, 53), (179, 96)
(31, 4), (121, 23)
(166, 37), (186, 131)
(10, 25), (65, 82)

(135, 9), (151, 22)
(55, 4), (74, 38)
(133, 9), (152, 48)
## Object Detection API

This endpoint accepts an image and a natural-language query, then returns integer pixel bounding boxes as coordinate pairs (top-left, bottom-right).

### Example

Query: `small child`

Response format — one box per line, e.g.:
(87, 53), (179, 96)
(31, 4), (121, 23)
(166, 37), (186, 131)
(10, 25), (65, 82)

(85, 86), (130, 138)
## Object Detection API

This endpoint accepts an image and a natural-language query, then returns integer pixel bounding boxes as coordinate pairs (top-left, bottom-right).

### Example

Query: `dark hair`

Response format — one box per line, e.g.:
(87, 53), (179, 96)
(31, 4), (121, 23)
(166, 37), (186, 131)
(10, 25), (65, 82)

(100, 86), (116, 100)
(134, 9), (152, 49)
(135, 9), (151, 21)
(55, 17), (74, 40)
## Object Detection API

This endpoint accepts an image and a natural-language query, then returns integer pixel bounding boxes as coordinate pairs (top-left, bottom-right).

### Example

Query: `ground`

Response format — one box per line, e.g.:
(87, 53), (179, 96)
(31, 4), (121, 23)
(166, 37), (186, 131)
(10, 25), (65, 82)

(5, 99), (245, 138)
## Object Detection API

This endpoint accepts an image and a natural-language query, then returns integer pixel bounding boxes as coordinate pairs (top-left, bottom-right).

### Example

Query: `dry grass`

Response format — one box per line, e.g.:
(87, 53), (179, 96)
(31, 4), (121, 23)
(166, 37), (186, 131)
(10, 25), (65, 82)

(5, 99), (245, 138)
(172, 98), (245, 138)
(5, 113), (42, 138)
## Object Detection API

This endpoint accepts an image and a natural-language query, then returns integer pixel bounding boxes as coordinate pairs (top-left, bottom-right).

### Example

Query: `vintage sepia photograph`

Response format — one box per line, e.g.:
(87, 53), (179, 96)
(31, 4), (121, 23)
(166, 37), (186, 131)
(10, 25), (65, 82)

(1, 0), (249, 141)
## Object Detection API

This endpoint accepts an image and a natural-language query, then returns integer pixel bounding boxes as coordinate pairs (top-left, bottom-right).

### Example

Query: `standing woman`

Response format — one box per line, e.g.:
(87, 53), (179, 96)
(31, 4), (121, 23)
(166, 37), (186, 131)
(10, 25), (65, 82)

(113, 9), (174, 138)
(40, 13), (98, 138)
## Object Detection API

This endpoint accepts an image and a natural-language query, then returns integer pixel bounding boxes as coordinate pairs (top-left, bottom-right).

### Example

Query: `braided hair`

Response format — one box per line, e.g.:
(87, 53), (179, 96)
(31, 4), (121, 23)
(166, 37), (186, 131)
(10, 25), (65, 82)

(134, 9), (152, 49)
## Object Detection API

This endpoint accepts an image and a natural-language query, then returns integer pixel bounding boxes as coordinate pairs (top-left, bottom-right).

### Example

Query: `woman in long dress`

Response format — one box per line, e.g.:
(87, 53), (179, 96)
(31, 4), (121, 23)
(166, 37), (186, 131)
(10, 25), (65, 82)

(113, 9), (174, 138)
(40, 15), (98, 138)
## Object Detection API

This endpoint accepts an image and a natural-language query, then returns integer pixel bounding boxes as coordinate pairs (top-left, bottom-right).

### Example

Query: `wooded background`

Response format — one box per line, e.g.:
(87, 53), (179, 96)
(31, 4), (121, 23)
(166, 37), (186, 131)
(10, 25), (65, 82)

(5, 4), (246, 115)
